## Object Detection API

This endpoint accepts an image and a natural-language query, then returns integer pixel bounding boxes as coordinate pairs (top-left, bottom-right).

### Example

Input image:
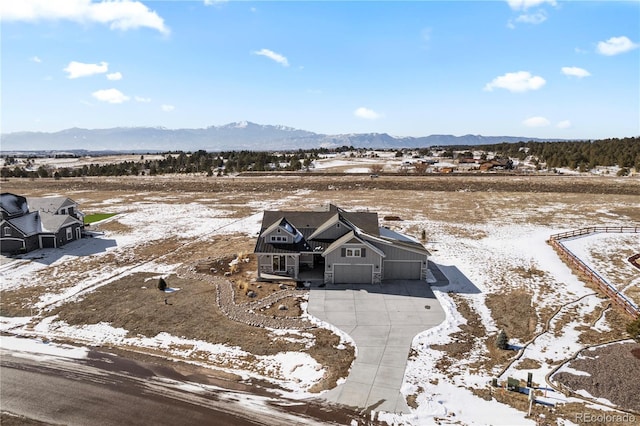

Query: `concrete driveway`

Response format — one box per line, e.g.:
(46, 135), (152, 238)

(307, 278), (446, 414)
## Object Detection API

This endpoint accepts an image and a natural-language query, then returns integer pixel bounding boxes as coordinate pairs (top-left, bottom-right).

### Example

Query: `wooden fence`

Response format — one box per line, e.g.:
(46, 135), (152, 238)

(548, 227), (640, 319)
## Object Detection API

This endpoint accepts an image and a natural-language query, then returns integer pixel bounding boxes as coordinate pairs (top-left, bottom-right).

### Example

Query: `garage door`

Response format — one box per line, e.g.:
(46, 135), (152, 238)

(383, 261), (422, 280)
(41, 236), (56, 248)
(334, 264), (373, 284)
(0, 239), (24, 254)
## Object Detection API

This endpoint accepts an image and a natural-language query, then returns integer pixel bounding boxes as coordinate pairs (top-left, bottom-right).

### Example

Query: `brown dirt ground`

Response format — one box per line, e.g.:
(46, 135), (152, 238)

(48, 272), (352, 392)
(554, 341), (640, 413)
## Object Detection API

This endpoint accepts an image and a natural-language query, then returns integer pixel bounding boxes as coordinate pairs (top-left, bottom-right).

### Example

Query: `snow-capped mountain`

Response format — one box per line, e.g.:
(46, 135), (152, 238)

(0, 122), (564, 152)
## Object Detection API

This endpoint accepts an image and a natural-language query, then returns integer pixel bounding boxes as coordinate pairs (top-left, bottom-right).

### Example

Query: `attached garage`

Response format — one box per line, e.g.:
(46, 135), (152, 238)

(40, 235), (56, 249)
(334, 264), (373, 284)
(383, 261), (422, 280)
(0, 239), (24, 254)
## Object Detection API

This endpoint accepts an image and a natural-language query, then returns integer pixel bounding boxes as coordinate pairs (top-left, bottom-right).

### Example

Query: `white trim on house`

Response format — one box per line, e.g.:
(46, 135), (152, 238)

(322, 231), (386, 258)
(39, 234), (56, 249)
(332, 263), (374, 284)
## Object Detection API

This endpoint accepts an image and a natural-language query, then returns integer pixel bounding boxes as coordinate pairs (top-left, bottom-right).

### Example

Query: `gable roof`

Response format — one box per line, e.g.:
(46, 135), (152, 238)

(363, 227), (430, 256)
(260, 207), (379, 236)
(262, 217), (297, 238)
(307, 213), (343, 240)
(321, 230), (386, 258)
(3, 211), (42, 236)
(0, 193), (29, 218)
(40, 213), (81, 233)
(28, 197), (76, 214)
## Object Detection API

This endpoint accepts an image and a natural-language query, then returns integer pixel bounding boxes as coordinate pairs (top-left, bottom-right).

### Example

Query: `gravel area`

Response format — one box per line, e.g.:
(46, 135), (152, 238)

(553, 341), (640, 412)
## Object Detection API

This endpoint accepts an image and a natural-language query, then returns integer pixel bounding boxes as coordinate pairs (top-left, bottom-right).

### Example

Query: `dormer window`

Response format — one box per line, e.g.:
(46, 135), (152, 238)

(270, 235), (287, 243)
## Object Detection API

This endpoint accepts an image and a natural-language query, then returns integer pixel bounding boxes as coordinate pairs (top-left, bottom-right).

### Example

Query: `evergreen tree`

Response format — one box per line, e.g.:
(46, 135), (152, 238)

(496, 329), (509, 350)
(158, 277), (167, 291)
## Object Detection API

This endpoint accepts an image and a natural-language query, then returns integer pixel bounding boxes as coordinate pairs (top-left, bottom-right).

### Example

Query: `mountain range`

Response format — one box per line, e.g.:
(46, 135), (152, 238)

(1, 121), (566, 152)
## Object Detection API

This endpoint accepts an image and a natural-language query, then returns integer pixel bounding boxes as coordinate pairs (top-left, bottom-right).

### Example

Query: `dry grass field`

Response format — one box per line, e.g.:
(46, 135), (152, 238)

(1, 173), (639, 422)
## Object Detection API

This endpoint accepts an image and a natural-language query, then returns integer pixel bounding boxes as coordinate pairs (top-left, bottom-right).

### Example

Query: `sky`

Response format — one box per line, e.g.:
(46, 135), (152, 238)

(1, 0), (639, 140)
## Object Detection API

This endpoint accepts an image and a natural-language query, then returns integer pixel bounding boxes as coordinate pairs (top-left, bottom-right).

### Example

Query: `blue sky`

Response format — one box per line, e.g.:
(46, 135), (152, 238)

(1, 0), (639, 140)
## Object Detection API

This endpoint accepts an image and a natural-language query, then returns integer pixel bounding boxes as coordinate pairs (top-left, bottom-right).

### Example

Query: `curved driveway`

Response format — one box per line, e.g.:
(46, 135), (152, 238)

(308, 278), (446, 414)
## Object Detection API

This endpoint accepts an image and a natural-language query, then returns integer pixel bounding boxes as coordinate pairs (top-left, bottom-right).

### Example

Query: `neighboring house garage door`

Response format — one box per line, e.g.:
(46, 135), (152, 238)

(383, 261), (422, 280)
(41, 236), (56, 249)
(0, 239), (24, 254)
(334, 264), (373, 284)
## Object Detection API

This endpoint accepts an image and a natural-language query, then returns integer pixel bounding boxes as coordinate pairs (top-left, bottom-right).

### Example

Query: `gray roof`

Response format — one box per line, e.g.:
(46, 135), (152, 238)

(260, 209), (379, 236)
(255, 206), (381, 255)
(27, 197), (76, 214)
(5, 211), (42, 236)
(40, 212), (78, 233)
(1, 193), (29, 218)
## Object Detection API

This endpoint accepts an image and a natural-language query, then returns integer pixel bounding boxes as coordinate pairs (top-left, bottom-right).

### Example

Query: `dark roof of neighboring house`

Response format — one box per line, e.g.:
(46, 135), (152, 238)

(0, 193), (29, 218)
(4, 211), (42, 236)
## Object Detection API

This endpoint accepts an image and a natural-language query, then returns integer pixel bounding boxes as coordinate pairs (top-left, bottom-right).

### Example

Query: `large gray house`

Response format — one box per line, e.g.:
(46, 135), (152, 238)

(254, 204), (429, 284)
(1, 193), (84, 254)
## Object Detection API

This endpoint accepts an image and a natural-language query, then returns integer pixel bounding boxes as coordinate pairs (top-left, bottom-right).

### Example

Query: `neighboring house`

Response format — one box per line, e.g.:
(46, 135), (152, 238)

(254, 204), (429, 284)
(0, 193), (84, 254)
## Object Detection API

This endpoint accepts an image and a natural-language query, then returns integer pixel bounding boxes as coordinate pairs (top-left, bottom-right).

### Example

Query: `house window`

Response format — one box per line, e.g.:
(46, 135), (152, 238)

(346, 248), (361, 257)
(270, 235), (287, 243)
(3, 226), (11, 236)
(66, 227), (73, 240)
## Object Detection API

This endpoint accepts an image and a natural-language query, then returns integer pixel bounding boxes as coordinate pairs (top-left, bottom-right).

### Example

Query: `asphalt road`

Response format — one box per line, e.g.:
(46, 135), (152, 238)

(0, 344), (362, 426)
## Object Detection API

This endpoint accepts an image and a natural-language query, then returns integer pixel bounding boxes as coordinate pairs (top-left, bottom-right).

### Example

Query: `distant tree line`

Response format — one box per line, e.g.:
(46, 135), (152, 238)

(1, 138), (638, 179)
(476, 137), (640, 172)
(1, 149), (321, 178)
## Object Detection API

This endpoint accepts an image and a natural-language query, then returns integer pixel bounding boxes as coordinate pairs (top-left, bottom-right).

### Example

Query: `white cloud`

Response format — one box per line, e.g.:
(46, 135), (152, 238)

(596, 36), (639, 56)
(92, 88), (129, 104)
(556, 120), (572, 129)
(64, 61), (108, 79)
(252, 48), (289, 67)
(354, 107), (382, 120)
(484, 71), (546, 93)
(204, 0), (228, 5)
(106, 71), (122, 80)
(30, 56), (42, 63)
(161, 104), (175, 112)
(515, 10), (547, 24)
(0, 0), (169, 35)
(507, 0), (556, 11)
(523, 116), (550, 127)
(135, 96), (151, 103)
(561, 66), (590, 78)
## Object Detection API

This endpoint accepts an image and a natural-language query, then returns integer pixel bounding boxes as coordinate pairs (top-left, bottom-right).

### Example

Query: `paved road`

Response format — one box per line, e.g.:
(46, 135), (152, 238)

(0, 342), (361, 426)
(308, 278), (446, 414)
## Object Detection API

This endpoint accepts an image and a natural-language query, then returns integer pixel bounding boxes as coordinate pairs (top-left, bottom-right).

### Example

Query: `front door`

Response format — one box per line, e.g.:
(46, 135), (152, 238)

(273, 255), (286, 272)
